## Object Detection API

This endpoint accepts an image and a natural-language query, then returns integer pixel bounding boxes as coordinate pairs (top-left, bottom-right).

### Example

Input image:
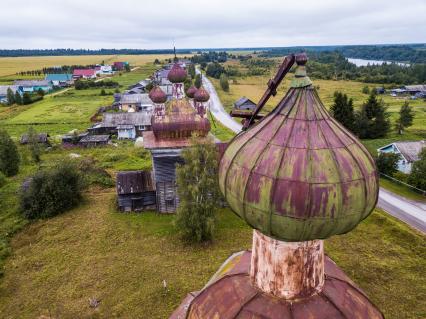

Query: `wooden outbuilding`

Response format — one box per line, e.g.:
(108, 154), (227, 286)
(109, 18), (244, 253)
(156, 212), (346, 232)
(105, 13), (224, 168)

(78, 134), (110, 147)
(233, 96), (257, 111)
(116, 170), (156, 212)
(20, 133), (50, 145)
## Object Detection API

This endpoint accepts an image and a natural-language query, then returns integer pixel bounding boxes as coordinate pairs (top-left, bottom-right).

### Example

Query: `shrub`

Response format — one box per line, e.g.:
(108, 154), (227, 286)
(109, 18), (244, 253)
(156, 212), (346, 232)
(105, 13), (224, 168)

(20, 162), (84, 219)
(376, 152), (400, 176)
(219, 73), (229, 92)
(0, 130), (20, 177)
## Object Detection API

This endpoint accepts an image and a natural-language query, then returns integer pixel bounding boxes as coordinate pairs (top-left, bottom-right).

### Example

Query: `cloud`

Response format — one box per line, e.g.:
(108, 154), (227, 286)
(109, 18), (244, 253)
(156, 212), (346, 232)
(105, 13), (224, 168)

(0, 0), (424, 49)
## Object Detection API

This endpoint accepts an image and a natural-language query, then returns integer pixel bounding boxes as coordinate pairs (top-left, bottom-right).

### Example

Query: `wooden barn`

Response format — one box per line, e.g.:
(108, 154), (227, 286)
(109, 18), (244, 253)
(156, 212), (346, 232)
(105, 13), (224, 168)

(20, 133), (50, 145)
(78, 134), (110, 147)
(116, 170), (156, 212)
(233, 96), (257, 111)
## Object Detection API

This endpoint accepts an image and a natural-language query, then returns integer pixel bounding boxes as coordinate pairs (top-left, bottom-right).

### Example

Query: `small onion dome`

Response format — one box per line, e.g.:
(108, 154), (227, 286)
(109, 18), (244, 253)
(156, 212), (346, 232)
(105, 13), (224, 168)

(194, 87), (210, 102)
(218, 56), (378, 242)
(149, 86), (167, 104)
(186, 85), (198, 99)
(167, 63), (187, 83)
(170, 251), (384, 319)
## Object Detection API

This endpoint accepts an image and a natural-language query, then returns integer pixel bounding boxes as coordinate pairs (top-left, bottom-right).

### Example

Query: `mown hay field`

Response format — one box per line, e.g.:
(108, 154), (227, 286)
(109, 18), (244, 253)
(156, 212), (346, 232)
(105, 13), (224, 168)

(0, 54), (192, 77)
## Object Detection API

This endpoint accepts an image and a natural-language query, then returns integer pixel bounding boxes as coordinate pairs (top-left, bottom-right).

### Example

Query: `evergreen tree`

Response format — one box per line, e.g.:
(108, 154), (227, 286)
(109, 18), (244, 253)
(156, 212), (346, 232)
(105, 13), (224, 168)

(100, 89), (106, 96)
(355, 91), (390, 139)
(0, 130), (20, 177)
(395, 101), (415, 134)
(408, 148), (426, 191)
(330, 91), (355, 132)
(194, 74), (202, 89)
(27, 127), (42, 163)
(175, 137), (220, 242)
(6, 88), (15, 105)
(219, 73), (229, 92)
(362, 85), (370, 94)
(14, 92), (22, 105)
(22, 92), (32, 105)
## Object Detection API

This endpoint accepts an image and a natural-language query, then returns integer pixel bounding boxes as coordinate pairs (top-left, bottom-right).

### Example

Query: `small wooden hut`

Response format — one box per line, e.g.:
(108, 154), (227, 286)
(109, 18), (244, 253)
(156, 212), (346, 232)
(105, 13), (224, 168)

(116, 170), (156, 211)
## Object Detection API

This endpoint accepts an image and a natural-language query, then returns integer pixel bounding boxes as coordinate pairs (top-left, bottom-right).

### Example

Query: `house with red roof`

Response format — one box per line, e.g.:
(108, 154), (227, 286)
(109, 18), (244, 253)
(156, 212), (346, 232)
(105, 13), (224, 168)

(73, 69), (96, 79)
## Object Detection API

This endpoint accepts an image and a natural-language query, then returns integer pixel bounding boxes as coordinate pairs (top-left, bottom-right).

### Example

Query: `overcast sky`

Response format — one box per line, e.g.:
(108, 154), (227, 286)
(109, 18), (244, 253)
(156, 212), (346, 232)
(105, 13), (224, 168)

(0, 0), (425, 49)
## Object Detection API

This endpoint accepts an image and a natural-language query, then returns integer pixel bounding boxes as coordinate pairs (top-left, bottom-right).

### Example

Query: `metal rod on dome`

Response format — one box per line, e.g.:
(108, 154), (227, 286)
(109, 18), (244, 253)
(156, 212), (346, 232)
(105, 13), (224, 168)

(242, 54), (296, 130)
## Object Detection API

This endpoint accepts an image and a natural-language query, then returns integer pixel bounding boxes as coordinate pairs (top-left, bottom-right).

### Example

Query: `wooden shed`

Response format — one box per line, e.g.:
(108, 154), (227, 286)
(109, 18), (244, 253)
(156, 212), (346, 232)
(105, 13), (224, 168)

(233, 96), (257, 111)
(116, 170), (156, 212)
(20, 133), (50, 145)
(78, 134), (110, 147)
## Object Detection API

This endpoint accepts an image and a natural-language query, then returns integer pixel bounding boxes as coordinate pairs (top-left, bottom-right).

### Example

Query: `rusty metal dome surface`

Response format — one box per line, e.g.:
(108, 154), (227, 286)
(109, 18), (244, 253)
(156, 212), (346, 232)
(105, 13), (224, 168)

(152, 99), (210, 139)
(170, 251), (384, 319)
(194, 86), (210, 102)
(149, 86), (167, 104)
(167, 63), (187, 83)
(186, 85), (198, 99)
(218, 67), (378, 242)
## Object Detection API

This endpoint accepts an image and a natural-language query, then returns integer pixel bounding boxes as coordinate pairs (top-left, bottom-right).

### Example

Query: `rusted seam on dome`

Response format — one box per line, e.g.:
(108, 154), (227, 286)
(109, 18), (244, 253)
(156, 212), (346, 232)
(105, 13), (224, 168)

(319, 292), (349, 319)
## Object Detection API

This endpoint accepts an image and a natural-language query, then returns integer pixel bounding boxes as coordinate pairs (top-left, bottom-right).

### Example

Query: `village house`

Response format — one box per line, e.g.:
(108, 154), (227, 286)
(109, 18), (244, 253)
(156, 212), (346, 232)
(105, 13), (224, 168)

(0, 85), (18, 103)
(73, 69), (96, 80)
(89, 112), (152, 137)
(378, 140), (426, 173)
(118, 93), (154, 112)
(45, 74), (73, 87)
(95, 65), (113, 76)
(116, 170), (156, 211)
(14, 80), (53, 94)
(233, 96), (257, 111)
(113, 61), (129, 71)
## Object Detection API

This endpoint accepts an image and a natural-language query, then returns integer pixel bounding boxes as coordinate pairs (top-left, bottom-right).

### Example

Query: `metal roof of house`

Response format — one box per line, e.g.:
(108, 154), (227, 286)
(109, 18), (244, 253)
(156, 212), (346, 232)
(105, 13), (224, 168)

(379, 140), (426, 162)
(404, 85), (426, 92)
(234, 96), (256, 108)
(14, 80), (52, 87)
(116, 170), (155, 194)
(45, 74), (73, 81)
(79, 135), (110, 143)
(0, 85), (18, 95)
(73, 69), (96, 76)
(120, 93), (153, 105)
(102, 112), (152, 127)
(117, 125), (135, 130)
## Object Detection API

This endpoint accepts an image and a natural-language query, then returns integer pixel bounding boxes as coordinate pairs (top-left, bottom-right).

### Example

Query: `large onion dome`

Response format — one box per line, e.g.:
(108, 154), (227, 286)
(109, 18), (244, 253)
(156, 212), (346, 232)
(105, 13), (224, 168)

(194, 87), (210, 102)
(186, 85), (198, 99)
(149, 86), (167, 104)
(167, 63), (187, 83)
(218, 56), (379, 242)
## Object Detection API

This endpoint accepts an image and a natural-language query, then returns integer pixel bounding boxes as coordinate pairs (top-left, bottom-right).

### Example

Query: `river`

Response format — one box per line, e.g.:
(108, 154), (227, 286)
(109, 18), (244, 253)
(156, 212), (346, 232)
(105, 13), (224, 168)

(347, 58), (410, 67)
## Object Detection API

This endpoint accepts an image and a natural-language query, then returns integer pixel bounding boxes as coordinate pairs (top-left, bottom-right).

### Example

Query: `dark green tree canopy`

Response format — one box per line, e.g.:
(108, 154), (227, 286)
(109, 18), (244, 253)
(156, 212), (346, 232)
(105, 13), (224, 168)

(175, 137), (221, 243)
(330, 91), (355, 132)
(0, 130), (20, 177)
(376, 152), (400, 176)
(395, 101), (415, 134)
(408, 148), (426, 191)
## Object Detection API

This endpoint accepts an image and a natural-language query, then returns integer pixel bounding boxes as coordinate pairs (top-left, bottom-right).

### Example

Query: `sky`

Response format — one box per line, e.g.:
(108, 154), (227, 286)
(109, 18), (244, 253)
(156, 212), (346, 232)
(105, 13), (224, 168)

(0, 0), (425, 49)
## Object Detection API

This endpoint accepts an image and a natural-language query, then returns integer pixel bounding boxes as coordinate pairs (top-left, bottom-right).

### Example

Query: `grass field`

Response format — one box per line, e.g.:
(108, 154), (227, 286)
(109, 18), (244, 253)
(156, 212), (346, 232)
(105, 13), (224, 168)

(0, 187), (424, 319)
(0, 54), (192, 77)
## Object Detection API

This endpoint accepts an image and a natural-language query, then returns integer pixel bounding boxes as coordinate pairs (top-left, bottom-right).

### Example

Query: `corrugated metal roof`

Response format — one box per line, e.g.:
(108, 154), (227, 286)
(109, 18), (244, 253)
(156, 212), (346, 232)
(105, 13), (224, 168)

(102, 112), (152, 127)
(120, 93), (153, 105)
(45, 74), (73, 81)
(14, 80), (52, 87)
(79, 135), (110, 143)
(0, 85), (18, 95)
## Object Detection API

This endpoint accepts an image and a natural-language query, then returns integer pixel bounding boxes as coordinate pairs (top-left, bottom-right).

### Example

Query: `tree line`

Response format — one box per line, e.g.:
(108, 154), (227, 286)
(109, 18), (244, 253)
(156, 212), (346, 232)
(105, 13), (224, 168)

(5, 87), (44, 106)
(0, 48), (191, 57)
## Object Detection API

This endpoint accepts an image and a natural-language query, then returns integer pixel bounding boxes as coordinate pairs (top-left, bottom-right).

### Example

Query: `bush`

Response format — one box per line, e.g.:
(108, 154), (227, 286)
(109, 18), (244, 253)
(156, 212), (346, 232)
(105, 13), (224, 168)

(20, 162), (84, 219)
(219, 73), (229, 92)
(0, 130), (20, 177)
(376, 152), (400, 176)
(77, 157), (114, 187)
(408, 148), (426, 191)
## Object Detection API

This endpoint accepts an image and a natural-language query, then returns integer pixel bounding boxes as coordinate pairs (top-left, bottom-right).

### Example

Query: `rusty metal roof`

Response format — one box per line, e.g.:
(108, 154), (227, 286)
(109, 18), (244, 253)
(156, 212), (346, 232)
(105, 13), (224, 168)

(218, 62), (379, 242)
(167, 63), (187, 83)
(149, 86), (167, 104)
(170, 251), (384, 319)
(152, 99), (210, 139)
(186, 86), (198, 99)
(116, 170), (155, 194)
(143, 131), (214, 150)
